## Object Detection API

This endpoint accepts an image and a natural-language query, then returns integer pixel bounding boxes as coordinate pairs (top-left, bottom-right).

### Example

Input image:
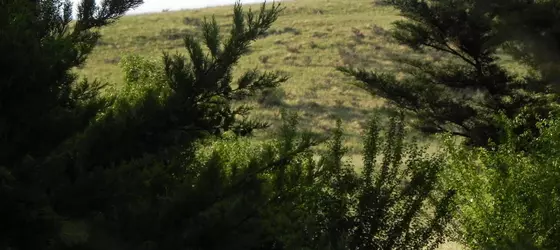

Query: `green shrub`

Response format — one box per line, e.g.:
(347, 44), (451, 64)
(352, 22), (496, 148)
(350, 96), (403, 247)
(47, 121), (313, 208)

(290, 112), (456, 250)
(442, 114), (560, 249)
(180, 110), (457, 250)
(205, 110), (457, 250)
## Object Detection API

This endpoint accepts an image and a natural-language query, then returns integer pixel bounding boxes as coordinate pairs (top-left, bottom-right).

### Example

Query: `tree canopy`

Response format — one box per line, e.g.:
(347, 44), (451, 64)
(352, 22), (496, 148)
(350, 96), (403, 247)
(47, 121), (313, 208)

(339, 0), (560, 147)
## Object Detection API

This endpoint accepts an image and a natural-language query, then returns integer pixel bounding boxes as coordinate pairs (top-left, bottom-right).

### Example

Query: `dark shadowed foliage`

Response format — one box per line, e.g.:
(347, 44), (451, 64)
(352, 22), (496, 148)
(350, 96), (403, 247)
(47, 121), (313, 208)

(338, 0), (560, 148)
(0, 0), (457, 249)
(0, 0), (290, 248)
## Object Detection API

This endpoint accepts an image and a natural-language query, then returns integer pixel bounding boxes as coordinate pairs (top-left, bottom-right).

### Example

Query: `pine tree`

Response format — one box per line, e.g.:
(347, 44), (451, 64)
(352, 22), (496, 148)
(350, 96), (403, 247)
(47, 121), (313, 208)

(0, 0), (293, 249)
(1, 1), (456, 249)
(338, 0), (559, 147)
(1, 0), (143, 247)
(0, 0), (141, 170)
(497, 0), (560, 90)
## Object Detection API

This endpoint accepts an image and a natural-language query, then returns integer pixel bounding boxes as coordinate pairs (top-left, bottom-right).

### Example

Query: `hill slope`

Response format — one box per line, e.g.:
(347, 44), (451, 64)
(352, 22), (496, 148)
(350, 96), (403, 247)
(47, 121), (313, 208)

(77, 0), (438, 164)
(78, 2), (464, 248)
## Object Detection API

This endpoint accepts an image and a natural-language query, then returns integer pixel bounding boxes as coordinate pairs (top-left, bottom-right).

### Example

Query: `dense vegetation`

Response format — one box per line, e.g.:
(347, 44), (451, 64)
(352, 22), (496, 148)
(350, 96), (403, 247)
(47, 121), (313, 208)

(1, 0), (560, 249)
(339, 0), (560, 148)
(442, 115), (560, 249)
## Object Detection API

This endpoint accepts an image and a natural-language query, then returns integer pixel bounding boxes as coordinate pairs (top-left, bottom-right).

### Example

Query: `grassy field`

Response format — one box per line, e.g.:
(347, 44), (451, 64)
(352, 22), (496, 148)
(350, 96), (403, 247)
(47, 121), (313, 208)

(77, 0), (443, 166)
(77, 0), (468, 248)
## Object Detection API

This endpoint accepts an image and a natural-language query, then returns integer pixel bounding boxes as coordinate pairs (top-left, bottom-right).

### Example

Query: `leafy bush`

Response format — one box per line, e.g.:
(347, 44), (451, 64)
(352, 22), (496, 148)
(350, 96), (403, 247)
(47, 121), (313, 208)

(289, 112), (456, 250)
(442, 113), (560, 249)
(196, 110), (456, 249)
(181, 109), (457, 250)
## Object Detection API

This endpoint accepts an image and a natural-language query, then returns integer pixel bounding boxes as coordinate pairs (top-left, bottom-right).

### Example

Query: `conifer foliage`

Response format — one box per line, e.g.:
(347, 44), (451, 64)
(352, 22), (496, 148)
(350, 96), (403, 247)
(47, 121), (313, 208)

(497, 0), (560, 90)
(0, 0), (141, 174)
(339, 0), (558, 147)
(0, 0), (455, 249)
(0, 0), (290, 249)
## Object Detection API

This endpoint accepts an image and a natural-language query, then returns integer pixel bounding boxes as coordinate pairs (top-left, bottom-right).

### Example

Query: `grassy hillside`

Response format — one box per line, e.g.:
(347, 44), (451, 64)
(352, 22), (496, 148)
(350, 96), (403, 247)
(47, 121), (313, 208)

(77, 1), (466, 248)
(78, 0), (434, 166)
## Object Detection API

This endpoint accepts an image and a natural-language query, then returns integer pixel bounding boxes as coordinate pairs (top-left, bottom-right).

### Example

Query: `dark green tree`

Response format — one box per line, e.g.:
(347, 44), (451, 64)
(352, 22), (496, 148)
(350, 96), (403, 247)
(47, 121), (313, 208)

(1, 0), (143, 246)
(338, 0), (559, 147)
(0, 0), (294, 249)
(0, 1), (456, 249)
(0, 0), (141, 171)
(496, 0), (560, 96)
